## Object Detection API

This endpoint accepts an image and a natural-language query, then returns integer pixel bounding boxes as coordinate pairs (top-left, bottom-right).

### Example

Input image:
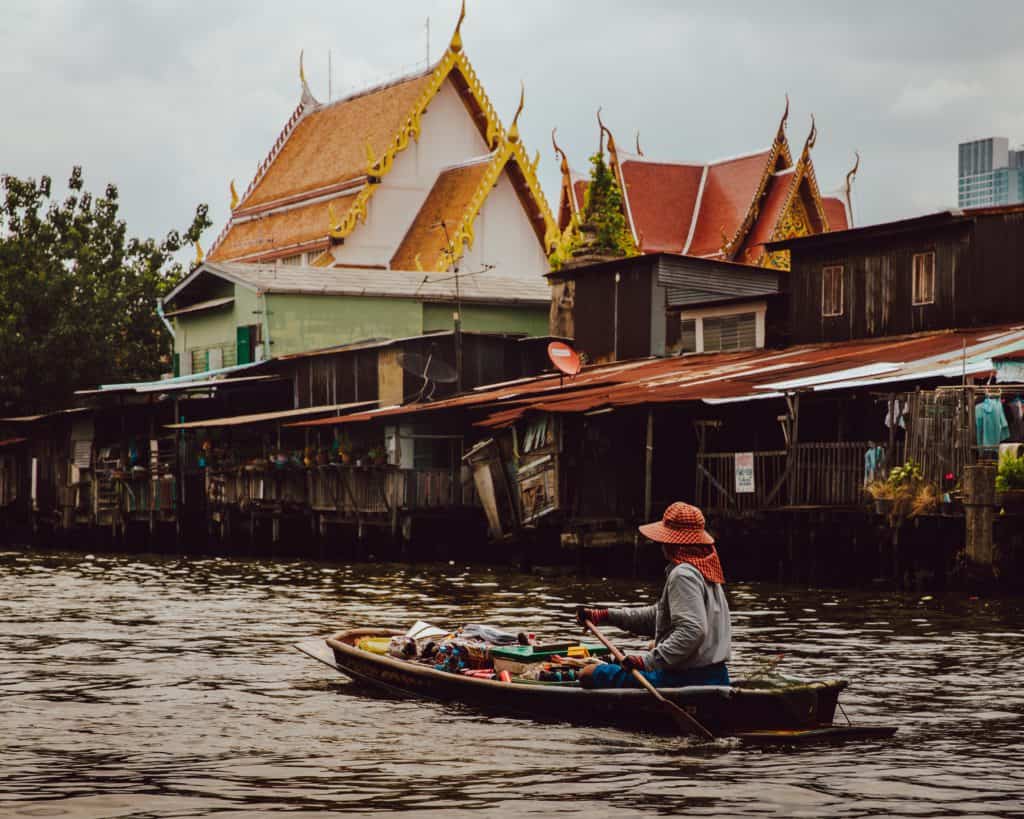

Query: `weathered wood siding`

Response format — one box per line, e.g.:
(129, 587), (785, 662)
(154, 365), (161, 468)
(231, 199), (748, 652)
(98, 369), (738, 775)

(788, 212), (1024, 344)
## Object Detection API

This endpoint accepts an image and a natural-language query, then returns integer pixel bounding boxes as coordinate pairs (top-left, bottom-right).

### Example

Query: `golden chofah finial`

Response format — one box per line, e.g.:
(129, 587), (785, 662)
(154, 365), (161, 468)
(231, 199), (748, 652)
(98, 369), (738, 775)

(229, 180), (239, 210)
(299, 49), (317, 106)
(597, 107), (616, 157)
(551, 128), (569, 174)
(300, 49), (307, 86)
(776, 93), (790, 143)
(508, 81), (525, 143)
(845, 150), (860, 191)
(635, 131), (644, 157)
(805, 114), (817, 153)
(450, 0), (466, 53)
(194, 240), (204, 265)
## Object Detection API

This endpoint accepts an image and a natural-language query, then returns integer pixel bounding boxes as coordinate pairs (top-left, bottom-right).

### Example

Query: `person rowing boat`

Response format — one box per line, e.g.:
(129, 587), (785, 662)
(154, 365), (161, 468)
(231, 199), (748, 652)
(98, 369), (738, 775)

(576, 501), (732, 690)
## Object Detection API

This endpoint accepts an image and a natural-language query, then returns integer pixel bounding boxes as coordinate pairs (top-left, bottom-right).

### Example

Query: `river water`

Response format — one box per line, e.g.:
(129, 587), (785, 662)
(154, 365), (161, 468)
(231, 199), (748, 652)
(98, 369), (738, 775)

(1, 549), (1022, 818)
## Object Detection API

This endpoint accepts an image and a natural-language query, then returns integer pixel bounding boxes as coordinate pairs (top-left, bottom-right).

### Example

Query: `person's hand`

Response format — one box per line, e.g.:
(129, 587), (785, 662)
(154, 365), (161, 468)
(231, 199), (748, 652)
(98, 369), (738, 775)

(620, 655), (646, 673)
(575, 605), (609, 627)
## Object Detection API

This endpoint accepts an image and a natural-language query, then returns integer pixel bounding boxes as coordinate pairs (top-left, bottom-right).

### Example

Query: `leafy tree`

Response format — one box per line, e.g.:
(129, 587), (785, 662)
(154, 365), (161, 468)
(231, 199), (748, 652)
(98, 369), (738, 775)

(582, 151), (636, 257)
(0, 168), (211, 413)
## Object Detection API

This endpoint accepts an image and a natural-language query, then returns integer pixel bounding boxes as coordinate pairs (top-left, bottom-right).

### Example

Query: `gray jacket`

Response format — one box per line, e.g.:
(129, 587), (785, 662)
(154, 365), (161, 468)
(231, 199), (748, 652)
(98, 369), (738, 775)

(607, 562), (731, 671)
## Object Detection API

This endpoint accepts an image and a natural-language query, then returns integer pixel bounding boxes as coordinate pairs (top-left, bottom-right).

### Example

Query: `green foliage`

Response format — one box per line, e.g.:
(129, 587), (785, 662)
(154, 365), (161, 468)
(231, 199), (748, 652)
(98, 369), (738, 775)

(996, 454), (1024, 493)
(888, 460), (923, 487)
(582, 152), (637, 257)
(0, 168), (211, 413)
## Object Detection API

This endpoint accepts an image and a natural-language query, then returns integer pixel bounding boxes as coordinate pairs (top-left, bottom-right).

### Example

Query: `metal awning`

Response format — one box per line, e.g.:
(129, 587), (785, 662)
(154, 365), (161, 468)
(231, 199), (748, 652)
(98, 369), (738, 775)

(165, 401), (377, 430)
(75, 374), (281, 397)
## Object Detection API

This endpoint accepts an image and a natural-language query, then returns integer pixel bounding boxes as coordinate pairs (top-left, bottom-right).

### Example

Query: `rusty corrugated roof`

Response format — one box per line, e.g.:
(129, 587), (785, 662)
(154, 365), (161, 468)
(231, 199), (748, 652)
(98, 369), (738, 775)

(288, 324), (1024, 430)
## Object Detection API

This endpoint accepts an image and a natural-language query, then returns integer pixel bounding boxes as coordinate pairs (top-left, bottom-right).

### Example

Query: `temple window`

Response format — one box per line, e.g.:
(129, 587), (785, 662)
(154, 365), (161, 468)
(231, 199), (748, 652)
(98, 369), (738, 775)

(912, 252), (935, 305)
(822, 265), (844, 317)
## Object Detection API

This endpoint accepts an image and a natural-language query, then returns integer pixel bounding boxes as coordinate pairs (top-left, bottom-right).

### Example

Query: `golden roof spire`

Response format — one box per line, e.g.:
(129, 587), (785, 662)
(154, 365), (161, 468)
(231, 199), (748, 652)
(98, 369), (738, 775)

(299, 50), (318, 106)
(551, 128), (569, 174)
(804, 114), (818, 153)
(508, 81), (525, 143)
(776, 93), (790, 144)
(194, 240), (204, 265)
(229, 179), (239, 210)
(635, 130), (644, 157)
(450, 0), (466, 53)
(844, 150), (860, 219)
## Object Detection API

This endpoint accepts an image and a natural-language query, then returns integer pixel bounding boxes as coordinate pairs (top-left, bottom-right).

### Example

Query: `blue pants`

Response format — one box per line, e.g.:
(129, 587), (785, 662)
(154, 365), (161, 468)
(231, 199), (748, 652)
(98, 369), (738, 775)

(587, 661), (729, 689)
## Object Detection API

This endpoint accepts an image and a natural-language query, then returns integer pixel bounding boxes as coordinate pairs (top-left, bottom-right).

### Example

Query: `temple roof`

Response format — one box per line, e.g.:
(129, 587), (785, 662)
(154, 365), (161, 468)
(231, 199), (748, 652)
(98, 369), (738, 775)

(391, 156), (494, 271)
(619, 158), (703, 254)
(207, 5), (557, 270)
(240, 72), (436, 211)
(687, 150), (777, 257)
(821, 196), (851, 232)
(209, 190), (358, 263)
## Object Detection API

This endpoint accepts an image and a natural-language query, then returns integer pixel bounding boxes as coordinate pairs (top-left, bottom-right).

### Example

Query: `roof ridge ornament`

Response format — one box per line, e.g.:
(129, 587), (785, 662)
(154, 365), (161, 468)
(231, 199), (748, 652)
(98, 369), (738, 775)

(552, 128), (570, 174)
(507, 81), (525, 143)
(194, 240), (204, 265)
(450, 0), (466, 53)
(776, 93), (789, 143)
(299, 50), (319, 108)
(230, 180), (239, 211)
(804, 114), (817, 154)
(635, 131), (644, 157)
(844, 150), (860, 223)
(597, 107), (613, 156)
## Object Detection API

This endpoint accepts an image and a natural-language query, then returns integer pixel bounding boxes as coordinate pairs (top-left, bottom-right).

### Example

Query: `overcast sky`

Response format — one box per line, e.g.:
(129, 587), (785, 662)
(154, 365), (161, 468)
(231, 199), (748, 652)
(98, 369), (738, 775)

(4, 1), (1024, 253)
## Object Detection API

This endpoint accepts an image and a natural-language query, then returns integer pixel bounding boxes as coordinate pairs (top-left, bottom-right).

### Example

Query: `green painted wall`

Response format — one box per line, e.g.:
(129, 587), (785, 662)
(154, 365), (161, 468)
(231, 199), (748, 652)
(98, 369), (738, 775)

(172, 283), (262, 372)
(422, 302), (549, 337)
(267, 294), (424, 356)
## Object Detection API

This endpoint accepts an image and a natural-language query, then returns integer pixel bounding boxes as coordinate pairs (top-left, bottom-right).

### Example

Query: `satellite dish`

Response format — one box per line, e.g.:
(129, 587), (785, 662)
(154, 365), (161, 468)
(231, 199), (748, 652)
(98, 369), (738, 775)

(547, 342), (582, 377)
(397, 351), (458, 384)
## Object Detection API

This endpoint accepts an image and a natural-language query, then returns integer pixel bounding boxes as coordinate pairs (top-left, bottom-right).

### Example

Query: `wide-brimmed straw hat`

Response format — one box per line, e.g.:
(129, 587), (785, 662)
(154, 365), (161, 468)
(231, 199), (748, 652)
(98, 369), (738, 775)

(638, 501), (714, 545)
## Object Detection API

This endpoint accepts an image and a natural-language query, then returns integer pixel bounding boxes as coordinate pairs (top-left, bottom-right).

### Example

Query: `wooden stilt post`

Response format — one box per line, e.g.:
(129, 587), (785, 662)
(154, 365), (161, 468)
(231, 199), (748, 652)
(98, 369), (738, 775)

(643, 408), (655, 522)
(964, 463), (997, 569)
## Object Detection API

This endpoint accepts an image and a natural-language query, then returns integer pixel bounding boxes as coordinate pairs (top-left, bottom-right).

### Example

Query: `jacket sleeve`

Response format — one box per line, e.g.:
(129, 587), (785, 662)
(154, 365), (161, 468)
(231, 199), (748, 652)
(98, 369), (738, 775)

(646, 567), (707, 671)
(606, 604), (658, 637)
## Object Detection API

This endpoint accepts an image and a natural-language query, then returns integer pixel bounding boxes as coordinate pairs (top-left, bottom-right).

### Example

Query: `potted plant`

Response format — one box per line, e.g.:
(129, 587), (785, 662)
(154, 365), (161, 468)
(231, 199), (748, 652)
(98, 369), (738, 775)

(866, 480), (894, 516)
(996, 453), (1024, 512)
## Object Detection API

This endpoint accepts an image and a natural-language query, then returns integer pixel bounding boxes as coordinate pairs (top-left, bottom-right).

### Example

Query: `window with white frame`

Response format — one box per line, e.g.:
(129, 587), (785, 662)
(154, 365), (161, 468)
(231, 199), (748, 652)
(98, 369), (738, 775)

(822, 265), (844, 317)
(912, 251), (935, 305)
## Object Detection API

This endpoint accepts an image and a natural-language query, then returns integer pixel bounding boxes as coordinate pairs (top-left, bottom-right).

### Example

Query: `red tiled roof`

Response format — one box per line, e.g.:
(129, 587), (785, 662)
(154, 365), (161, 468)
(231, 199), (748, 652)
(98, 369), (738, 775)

(687, 151), (774, 257)
(736, 171), (794, 262)
(822, 196), (851, 231)
(620, 160), (704, 253)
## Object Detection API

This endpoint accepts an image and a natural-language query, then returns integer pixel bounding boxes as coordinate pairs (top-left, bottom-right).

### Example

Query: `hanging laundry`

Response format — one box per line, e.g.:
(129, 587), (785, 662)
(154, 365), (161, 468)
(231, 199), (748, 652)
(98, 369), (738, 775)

(864, 445), (886, 485)
(884, 399), (907, 430)
(976, 397), (1010, 453)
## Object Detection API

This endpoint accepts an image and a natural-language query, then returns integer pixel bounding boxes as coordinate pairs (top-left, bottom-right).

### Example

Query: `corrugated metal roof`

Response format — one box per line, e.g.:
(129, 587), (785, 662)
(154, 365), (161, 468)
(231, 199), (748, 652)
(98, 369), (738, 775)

(202, 262), (552, 306)
(287, 325), (1024, 430)
(166, 401), (376, 430)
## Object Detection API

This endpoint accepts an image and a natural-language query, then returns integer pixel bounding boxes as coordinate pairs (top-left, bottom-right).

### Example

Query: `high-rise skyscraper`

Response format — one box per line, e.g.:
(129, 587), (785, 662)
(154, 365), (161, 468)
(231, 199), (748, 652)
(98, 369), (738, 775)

(958, 137), (1024, 208)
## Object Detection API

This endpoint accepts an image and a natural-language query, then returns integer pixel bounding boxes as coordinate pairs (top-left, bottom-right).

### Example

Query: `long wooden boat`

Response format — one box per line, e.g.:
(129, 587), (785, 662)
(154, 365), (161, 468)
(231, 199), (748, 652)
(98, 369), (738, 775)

(296, 628), (897, 743)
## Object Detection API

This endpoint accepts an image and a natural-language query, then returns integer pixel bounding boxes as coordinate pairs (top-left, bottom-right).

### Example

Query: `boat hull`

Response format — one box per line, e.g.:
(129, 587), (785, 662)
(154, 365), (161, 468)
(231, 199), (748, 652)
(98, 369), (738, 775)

(296, 630), (888, 739)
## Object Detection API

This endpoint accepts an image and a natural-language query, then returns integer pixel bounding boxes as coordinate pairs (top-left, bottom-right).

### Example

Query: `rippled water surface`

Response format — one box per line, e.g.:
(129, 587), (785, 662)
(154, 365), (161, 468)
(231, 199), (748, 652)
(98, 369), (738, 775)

(1, 548), (1022, 818)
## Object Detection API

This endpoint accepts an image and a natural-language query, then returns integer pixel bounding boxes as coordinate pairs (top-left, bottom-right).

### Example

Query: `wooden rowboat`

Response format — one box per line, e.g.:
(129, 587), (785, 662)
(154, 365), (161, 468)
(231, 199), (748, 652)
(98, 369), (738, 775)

(296, 628), (897, 743)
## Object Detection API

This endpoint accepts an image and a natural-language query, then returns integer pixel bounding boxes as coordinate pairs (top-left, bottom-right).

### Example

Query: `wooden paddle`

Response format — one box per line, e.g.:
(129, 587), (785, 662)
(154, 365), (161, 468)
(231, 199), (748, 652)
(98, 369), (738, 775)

(584, 619), (715, 740)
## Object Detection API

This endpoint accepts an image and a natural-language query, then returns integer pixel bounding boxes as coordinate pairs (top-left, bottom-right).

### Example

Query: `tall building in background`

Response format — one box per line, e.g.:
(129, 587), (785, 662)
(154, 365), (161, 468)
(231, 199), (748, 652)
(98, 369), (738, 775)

(958, 137), (1024, 208)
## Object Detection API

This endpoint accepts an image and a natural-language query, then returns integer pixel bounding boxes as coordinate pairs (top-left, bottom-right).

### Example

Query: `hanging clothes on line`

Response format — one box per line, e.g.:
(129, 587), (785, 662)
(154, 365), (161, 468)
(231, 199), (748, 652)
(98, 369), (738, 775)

(884, 399), (907, 430)
(976, 396), (1010, 455)
(1006, 395), (1024, 441)
(864, 444), (886, 486)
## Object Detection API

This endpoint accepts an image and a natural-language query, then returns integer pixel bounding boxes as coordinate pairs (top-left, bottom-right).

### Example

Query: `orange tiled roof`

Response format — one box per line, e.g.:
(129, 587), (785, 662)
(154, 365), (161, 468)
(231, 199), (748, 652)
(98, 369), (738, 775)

(687, 151), (774, 257)
(620, 159), (704, 253)
(240, 71), (436, 210)
(822, 196), (850, 231)
(209, 191), (358, 262)
(390, 158), (493, 271)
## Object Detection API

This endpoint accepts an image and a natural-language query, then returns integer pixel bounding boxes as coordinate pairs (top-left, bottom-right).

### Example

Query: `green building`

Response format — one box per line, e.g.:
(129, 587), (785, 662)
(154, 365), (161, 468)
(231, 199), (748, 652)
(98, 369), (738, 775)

(161, 261), (551, 375)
